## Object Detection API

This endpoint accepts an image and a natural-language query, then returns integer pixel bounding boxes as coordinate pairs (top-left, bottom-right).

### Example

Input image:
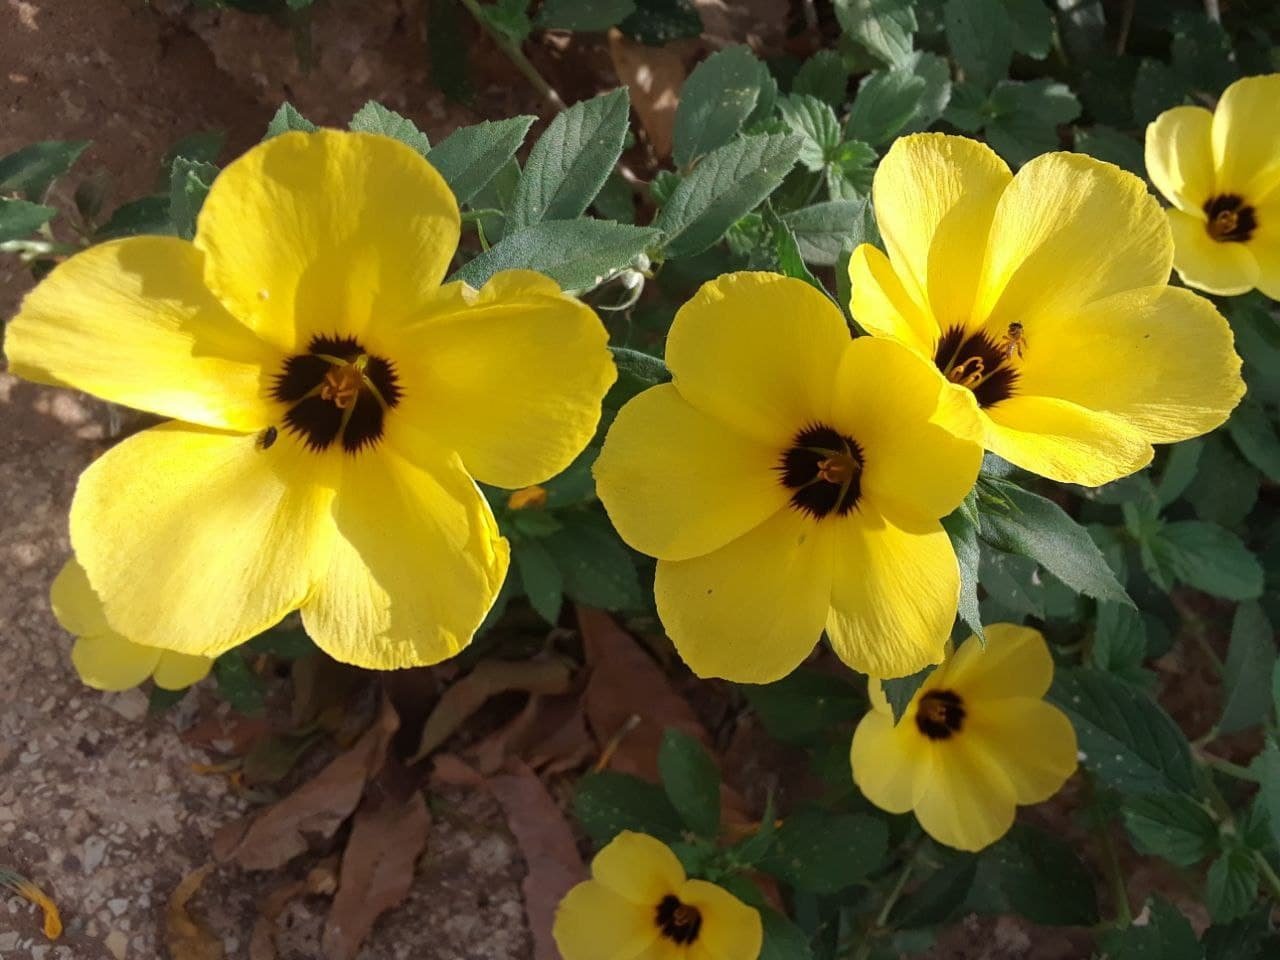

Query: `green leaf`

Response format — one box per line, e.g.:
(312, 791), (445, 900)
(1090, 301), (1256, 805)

(834, 0), (917, 68)
(427, 116), (535, 205)
(976, 477), (1130, 606)
(168, 157), (218, 241)
(605, 346), (670, 411)
(1122, 793), (1219, 867)
(1203, 910), (1275, 960)
(655, 133), (802, 257)
(762, 205), (830, 298)
(0, 140), (89, 200)
(758, 907), (814, 960)
(617, 0), (702, 45)
(899, 51), (953, 134)
(846, 68), (926, 146)
(534, 0), (635, 31)
(1101, 897), (1203, 960)
(942, 494), (984, 641)
(546, 516), (644, 609)
(1132, 58), (1191, 125)
(1186, 436), (1260, 528)
(763, 809), (888, 894)
(1005, 0), (1054, 58)
(658, 729), (721, 838)
(1145, 521), (1264, 601)
(882, 667), (933, 724)
(1049, 667), (1196, 794)
(507, 88), (630, 230)
(1157, 438), (1204, 507)
(1075, 125), (1145, 177)
(673, 46), (770, 168)
(573, 770), (684, 845)
(984, 79), (1081, 166)
(739, 669), (863, 745)
(972, 823), (1099, 926)
(1226, 399), (1280, 483)
(1206, 849), (1259, 924)
(213, 650), (266, 715)
(0, 198), (56, 242)
(1256, 739), (1280, 856)
(944, 0), (1013, 92)
(513, 539), (564, 624)
(264, 102), (317, 138)
(95, 195), (174, 240)
(454, 218), (660, 293)
(777, 95), (842, 172)
(477, 0), (532, 44)
(792, 50), (848, 108)
(1219, 602), (1277, 734)
(1091, 601), (1149, 686)
(824, 140), (877, 198)
(246, 626), (315, 659)
(348, 101), (430, 155)
(162, 130), (226, 168)
(891, 856), (977, 928)
(781, 198), (873, 266)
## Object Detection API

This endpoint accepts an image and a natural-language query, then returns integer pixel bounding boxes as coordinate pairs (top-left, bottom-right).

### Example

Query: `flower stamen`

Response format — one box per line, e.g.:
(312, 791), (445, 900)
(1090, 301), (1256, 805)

(1203, 194), (1257, 243)
(656, 894), (702, 945)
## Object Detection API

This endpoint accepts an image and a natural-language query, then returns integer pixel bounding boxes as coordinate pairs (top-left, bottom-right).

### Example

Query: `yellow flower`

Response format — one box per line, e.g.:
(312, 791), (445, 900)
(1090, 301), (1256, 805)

(851, 624), (1077, 852)
(6, 131), (615, 669)
(553, 831), (762, 960)
(51, 559), (213, 691)
(507, 484), (549, 510)
(849, 132), (1244, 487)
(594, 272), (983, 682)
(1146, 74), (1280, 298)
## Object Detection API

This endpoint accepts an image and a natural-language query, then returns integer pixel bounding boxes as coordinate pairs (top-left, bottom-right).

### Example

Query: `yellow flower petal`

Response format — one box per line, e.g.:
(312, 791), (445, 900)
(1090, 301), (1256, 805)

(665, 272), (850, 445)
(70, 635), (162, 692)
(968, 697), (1077, 805)
(50, 558), (110, 638)
(301, 442), (508, 669)
(194, 130), (461, 354)
(387, 270), (615, 489)
(824, 505), (954, 679)
(1145, 105), (1216, 214)
(982, 395), (1153, 487)
(152, 651), (215, 690)
(654, 509), (833, 683)
(592, 832), (686, 905)
(1017, 285), (1243, 445)
(847, 243), (937, 359)
(553, 879), (658, 960)
(1168, 207), (1260, 295)
(831, 337), (982, 527)
(70, 423), (333, 657)
(5, 237), (279, 431)
(677, 879), (763, 960)
(1243, 192), (1280, 300)
(1211, 74), (1280, 200)
(594, 383), (788, 562)
(939, 624), (1055, 702)
(912, 735), (1017, 852)
(974, 152), (1172, 330)
(850, 708), (927, 814)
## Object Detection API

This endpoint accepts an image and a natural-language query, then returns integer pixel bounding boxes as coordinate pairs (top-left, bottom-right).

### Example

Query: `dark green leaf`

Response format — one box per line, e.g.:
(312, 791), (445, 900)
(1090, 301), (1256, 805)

(348, 101), (430, 155)
(824, 140), (877, 198)
(1075, 125), (1145, 177)
(1203, 909), (1276, 960)
(513, 539), (564, 624)
(573, 770), (684, 844)
(593, 170), (636, 223)
(605, 345), (670, 411)
(1185, 436), (1259, 528)
(213, 650), (266, 715)
(477, 0), (532, 44)
(1145, 521), (1263, 601)
(985, 79), (1081, 166)
(763, 205), (830, 298)
(758, 907), (814, 960)
(162, 131), (226, 169)
(1005, 0), (1054, 58)
(1256, 739), (1280, 856)
(1122, 793), (1219, 867)
(546, 516), (644, 609)
(168, 157), (218, 241)
(846, 68), (926, 146)
(778, 95), (842, 172)
(618, 0), (702, 45)
(658, 728), (721, 838)
(899, 51), (953, 134)
(535, 0), (635, 31)
(782, 198), (873, 266)
(1157, 438), (1204, 507)
(1091, 601), (1149, 685)
(1101, 897), (1203, 960)
(149, 685), (188, 714)
(1219, 602), (1276, 734)
(0, 140), (89, 200)
(973, 823), (1099, 925)
(944, 0), (1013, 92)
(1170, 14), (1237, 95)
(673, 46), (770, 168)
(835, 0), (917, 67)
(1226, 399), (1280, 483)
(246, 626), (315, 659)
(0, 198), (56, 242)
(264, 102), (317, 138)
(95, 195), (174, 240)
(739, 669), (864, 745)
(1132, 59), (1191, 125)
(428, 0), (473, 104)
(883, 667), (933, 724)
(763, 809), (888, 894)
(427, 116), (535, 205)
(792, 50), (848, 108)
(942, 495), (984, 640)
(1206, 849), (1259, 924)
(891, 856), (977, 928)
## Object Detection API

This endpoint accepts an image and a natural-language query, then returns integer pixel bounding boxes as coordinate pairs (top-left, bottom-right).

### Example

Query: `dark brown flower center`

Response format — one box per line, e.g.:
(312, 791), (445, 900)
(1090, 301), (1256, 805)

(777, 424), (863, 519)
(656, 895), (702, 945)
(1204, 194), (1256, 243)
(915, 689), (966, 740)
(934, 324), (1023, 408)
(270, 334), (402, 454)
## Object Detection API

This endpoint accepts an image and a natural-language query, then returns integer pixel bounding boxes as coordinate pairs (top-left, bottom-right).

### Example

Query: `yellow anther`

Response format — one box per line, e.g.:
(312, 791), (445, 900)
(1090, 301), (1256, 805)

(320, 364), (363, 409)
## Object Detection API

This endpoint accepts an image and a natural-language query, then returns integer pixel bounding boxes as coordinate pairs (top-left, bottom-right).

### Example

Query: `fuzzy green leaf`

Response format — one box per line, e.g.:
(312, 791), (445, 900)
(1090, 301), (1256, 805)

(1219, 602), (1277, 734)
(673, 46), (770, 167)
(763, 809), (888, 894)
(427, 116), (535, 205)
(348, 101), (430, 155)
(658, 729), (721, 838)
(0, 198), (57, 242)
(573, 771), (684, 845)
(0, 139), (89, 200)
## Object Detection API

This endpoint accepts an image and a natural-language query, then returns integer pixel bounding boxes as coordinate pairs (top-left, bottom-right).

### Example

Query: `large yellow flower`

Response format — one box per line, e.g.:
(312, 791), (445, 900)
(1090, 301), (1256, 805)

(52, 560), (213, 692)
(594, 272), (983, 682)
(553, 831), (762, 960)
(849, 132), (1244, 487)
(5, 131), (615, 669)
(851, 624), (1077, 852)
(1146, 74), (1280, 298)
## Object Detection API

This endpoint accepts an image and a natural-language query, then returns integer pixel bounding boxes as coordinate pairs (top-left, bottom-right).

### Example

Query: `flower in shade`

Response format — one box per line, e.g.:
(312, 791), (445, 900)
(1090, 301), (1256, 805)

(1146, 74), (1280, 298)
(51, 560), (213, 692)
(5, 130), (614, 669)
(849, 132), (1244, 487)
(554, 831), (762, 960)
(851, 624), (1077, 852)
(594, 272), (983, 682)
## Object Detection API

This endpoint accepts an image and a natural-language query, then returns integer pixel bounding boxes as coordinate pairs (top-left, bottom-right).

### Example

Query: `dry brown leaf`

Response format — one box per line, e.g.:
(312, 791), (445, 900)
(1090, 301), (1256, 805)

(215, 696), (399, 871)
(409, 656), (574, 762)
(165, 866), (223, 960)
(468, 691), (594, 777)
(322, 780), (431, 960)
(607, 30), (688, 159)
(248, 858), (340, 960)
(692, 0), (790, 51)
(578, 606), (707, 779)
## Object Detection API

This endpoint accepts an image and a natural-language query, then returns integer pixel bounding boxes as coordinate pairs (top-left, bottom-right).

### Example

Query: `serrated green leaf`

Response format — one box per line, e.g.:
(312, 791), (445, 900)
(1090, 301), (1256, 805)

(944, 0), (1013, 92)
(476, 0), (532, 44)
(348, 101), (430, 155)
(1091, 601), (1149, 686)
(1101, 897), (1203, 960)
(94, 195), (174, 240)
(427, 116), (535, 204)
(1206, 849), (1259, 924)
(739, 669), (864, 745)
(534, 0), (635, 31)
(778, 95), (842, 172)
(1185, 436), (1259, 528)
(899, 51), (953, 134)
(673, 46), (770, 168)
(792, 50), (848, 107)
(573, 770), (684, 845)
(971, 823), (1099, 925)
(658, 728), (721, 838)
(213, 650), (266, 715)
(507, 88), (630, 230)
(762, 205), (831, 298)
(985, 78), (1081, 166)
(835, 0), (917, 67)
(891, 856), (977, 928)
(168, 157), (218, 241)
(546, 516), (644, 609)
(1074, 125), (1145, 176)
(264, 102), (317, 139)
(763, 809), (888, 894)
(758, 907), (813, 960)
(824, 139), (877, 198)
(942, 494), (984, 640)
(513, 539), (564, 624)
(1005, 0), (1054, 58)
(1145, 521), (1263, 601)
(882, 667), (933, 724)
(1157, 438), (1204, 507)
(1132, 58), (1192, 124)
(1226, 399), (1280, 483)
(1220, 602), (1276, 734)
(846, 68), (927, 146)
(781, 198), (873, 266)
(162, 130), (226, 168)
(0, 140), (89, 200)
(1256, 739), (1280, 856)
(0, 198), (56, 242)
(1122, 793), (1218, 867)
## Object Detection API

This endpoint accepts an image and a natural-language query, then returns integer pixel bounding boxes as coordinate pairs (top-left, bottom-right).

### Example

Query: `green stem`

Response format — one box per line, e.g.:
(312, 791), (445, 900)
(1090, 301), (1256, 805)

(851, 846), (919, 960)
(1254, 851), (1280, 903)
(455, 0), (566, 111)
(1199, 752), (1261, 783)
(1085, 772), (1131, 928)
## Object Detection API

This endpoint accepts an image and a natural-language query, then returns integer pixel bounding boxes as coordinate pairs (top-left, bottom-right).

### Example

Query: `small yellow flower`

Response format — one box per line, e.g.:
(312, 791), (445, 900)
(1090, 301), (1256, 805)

(1146, 74), (1280, 298)
(851, 624), (1077, 852)
(5, 130), (615, 669)
(507, 484), (549, 510)
(595, 272), (983, 682)
(849, 132), (1244, 487)
(0, 869), (62, 940)
(553, 831), (762, 960)
(51, 559), (213, 691)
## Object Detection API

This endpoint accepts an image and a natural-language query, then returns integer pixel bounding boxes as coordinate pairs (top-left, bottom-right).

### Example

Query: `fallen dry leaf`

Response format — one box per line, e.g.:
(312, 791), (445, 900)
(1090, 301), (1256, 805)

(322, 775), (431, 960)
(215, 696), (399, 871)
(607, 29), (689, 159)
(165, 866), (223, 960)
(467, 691), (594, 777)
(248, 859), (340, 960)
(409, 655), (574, 763)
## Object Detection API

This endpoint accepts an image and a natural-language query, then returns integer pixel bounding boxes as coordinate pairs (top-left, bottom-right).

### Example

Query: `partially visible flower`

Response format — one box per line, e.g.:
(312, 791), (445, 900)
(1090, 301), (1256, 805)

(507, 484), (548, 510)
(553, 831), (762, 960)
(594, 272), (983, 682)
(0, 868), (62, 940)
(6, 130), (615, 670)
(851, 624), (1077, 852)
(1146, 74), (1280, 297)
(52, 560), (212, 691)
(849, 132), (1244, 487)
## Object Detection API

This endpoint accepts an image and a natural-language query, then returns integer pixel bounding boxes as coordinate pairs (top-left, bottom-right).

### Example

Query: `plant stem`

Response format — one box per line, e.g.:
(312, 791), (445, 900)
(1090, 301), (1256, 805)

(1084, 772), (1132, 928)
(1199, 752), (1261, 783)
(1254, 851), (1280, 903)
(455, 0), (566, 111)
(851, 847), (919, 960)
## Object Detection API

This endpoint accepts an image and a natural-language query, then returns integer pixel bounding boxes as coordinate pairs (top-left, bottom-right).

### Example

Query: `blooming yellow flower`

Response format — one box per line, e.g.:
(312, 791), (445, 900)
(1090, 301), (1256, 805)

(1146, 74), (1280, 298)
(6, 131), (615, 669)
(554, 831), (762, 960)
(51, 559), (213, 691)
(849, 132), (1244, 487)
(851, 624), (1077, 852)
(594, 272), (983, 682)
